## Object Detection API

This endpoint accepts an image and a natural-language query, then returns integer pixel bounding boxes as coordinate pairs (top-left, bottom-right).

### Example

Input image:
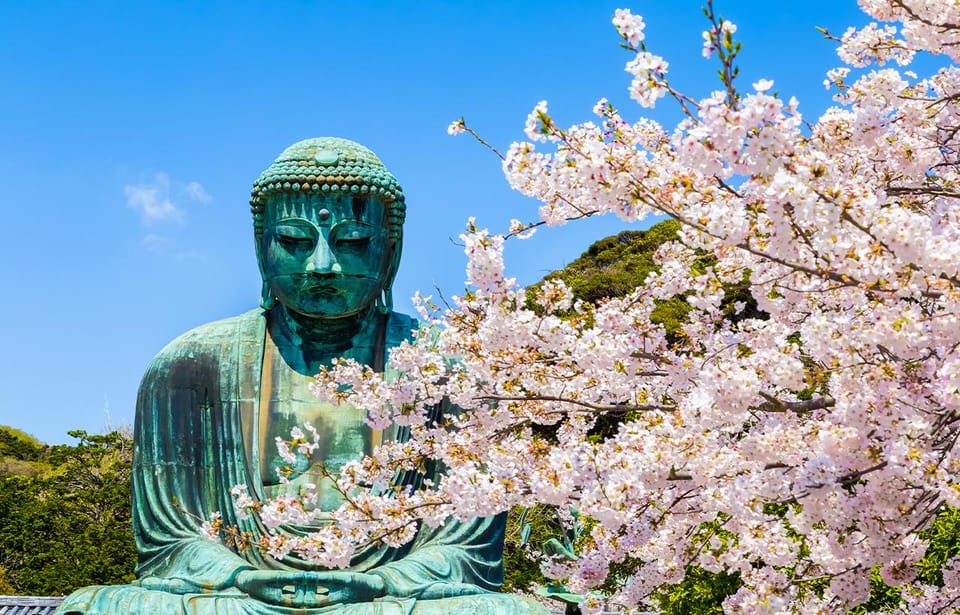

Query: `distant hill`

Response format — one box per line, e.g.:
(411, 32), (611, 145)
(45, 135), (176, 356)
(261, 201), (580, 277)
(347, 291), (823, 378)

(538, 219), (681, 304)
(0, 425), (51, 477)
(526, 219), (709, 337)
(532, 218), (760, 333)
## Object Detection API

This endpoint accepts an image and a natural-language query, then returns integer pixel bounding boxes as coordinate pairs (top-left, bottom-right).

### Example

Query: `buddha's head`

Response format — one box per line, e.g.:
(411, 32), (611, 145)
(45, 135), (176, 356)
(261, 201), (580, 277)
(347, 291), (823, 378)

(250, 138), (406, 319)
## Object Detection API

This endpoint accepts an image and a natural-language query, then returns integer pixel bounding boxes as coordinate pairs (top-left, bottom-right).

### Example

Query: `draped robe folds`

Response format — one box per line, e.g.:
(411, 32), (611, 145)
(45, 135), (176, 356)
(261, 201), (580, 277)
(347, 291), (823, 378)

(55, 309), (546, 615)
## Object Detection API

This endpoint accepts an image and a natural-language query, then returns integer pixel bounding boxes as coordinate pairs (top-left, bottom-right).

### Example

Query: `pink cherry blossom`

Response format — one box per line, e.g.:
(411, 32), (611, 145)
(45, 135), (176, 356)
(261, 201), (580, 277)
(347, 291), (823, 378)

(226, 3), (960, 613)
(612, 8), (645, 48)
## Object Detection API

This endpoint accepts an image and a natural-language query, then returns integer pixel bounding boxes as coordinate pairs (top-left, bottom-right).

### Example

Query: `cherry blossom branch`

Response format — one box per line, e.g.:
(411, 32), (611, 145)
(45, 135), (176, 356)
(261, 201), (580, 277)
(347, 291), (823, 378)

(754, 392), (836, 413)
(474, 394), (674, 414)
(890, 0), (960, 31)
(702, 0), (741, 108)
(446, 117), (504, 160)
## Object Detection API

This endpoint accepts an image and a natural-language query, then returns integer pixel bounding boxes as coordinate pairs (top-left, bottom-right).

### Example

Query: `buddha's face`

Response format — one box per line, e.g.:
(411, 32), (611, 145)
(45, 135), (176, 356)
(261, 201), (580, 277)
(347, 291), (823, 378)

(260, 193), (392, 318)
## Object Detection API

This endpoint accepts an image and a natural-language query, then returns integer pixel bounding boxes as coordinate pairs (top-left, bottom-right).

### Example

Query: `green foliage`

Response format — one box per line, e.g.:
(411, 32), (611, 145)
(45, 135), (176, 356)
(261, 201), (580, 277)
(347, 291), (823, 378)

(647, 515), (743, 613)
(917, 506), (960, 585)
(654, 566), (742, 615)
(0, 430), (137, 596)
(851, 506), (960, 613)
(0, 565), (14, 594)
(501, 505), (555, 593)
(0, 457), (48, 477)
(527, 220), (759, 342)
(650, 296), (692, 340)
(506, 505), (602, 613)
(848, 568), (902, 614)
(0, 426), (51, 478)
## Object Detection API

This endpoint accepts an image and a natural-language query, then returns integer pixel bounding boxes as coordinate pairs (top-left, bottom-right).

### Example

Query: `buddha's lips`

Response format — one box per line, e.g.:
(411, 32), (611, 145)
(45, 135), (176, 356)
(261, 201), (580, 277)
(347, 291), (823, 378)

(299, 274), (368, 293)
(302, 283), (339, 294)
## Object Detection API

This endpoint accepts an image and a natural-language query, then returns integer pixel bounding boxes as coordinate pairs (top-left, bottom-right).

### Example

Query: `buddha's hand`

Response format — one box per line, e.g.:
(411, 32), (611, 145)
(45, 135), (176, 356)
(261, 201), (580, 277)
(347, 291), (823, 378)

(415, 582), (490, 600)
(136, 577), (209, 594)
(235, 570), (387, 607)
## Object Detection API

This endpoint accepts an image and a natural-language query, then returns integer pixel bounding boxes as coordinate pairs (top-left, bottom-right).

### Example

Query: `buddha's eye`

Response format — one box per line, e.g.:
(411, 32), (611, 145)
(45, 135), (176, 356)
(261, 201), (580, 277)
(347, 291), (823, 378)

(274, 223), (316, 251)
(331, 221), (375, 248)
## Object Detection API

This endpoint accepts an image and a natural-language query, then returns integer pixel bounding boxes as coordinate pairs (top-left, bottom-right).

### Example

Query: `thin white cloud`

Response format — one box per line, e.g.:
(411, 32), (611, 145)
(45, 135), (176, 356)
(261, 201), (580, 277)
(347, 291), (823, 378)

(125, 173), (181, 223)
(124, 174), (213, 223)
(184, 181), (212, 204)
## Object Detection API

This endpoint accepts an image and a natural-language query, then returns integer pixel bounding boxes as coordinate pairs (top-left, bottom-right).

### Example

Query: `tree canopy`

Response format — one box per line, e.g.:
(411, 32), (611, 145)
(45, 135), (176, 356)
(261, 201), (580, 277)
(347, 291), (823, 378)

(0, 427), (137, 596)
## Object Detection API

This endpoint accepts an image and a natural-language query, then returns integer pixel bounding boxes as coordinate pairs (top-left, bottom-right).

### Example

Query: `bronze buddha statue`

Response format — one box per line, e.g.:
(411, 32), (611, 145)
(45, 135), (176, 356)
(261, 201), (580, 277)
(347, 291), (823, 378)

(56, 138), (546, 615)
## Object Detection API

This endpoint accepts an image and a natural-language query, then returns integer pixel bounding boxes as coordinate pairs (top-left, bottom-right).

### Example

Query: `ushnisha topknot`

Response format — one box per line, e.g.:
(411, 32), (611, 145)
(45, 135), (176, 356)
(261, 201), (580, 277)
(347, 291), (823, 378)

(250, 137), (406, 243)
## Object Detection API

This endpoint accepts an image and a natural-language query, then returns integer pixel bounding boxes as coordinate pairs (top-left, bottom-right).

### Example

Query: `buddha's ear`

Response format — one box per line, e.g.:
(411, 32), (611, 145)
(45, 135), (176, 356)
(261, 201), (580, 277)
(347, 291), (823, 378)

(254, 233), (275, 310)
(253, 196), (269, 280)
(254, 233), (265, 277)
(380, 239), (402, 313)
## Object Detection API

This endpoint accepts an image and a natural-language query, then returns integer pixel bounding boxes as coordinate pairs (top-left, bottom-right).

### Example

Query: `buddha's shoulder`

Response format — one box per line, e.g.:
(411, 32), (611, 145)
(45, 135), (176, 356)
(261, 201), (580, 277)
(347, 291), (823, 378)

(149, 308), (265, 365)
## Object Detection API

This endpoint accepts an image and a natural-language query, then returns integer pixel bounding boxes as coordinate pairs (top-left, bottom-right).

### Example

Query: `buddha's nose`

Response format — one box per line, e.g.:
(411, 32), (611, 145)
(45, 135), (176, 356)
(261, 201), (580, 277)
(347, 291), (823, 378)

(305, 238), (341, 274)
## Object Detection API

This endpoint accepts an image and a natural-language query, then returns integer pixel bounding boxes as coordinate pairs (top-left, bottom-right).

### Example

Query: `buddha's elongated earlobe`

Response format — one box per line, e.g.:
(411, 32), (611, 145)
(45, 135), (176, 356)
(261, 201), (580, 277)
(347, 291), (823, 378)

(378, 241), (402, 315)
(260, 281), (275, 310)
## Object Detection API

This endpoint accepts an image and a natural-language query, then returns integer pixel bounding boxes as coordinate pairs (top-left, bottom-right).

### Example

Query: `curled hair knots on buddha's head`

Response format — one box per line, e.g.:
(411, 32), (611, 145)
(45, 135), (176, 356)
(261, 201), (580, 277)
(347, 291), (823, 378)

(249, 137), (406, 246)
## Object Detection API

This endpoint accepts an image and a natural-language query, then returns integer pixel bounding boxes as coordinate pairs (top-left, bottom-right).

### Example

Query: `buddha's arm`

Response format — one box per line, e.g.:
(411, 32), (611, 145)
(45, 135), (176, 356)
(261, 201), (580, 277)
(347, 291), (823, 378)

(369, 512), (506, 598)
(132, 349), (255, 592)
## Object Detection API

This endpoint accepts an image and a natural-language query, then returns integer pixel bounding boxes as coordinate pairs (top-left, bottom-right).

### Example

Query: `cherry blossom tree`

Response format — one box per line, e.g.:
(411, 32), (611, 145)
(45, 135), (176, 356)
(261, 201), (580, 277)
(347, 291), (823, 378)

(234, 1), (960, 612)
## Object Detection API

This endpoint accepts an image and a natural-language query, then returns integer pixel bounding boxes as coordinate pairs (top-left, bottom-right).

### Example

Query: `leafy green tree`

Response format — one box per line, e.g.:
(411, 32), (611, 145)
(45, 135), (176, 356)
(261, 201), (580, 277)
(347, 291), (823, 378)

(0, 429), (137, 596)
(501, 505), (556, 594)
(0, 566), (14, 594)
(654, 567), (742, 615)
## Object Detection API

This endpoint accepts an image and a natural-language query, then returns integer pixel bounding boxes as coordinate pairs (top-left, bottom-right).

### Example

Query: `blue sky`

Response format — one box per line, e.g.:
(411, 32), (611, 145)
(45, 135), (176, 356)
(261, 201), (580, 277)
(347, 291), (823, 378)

(0, 1), (871, 444)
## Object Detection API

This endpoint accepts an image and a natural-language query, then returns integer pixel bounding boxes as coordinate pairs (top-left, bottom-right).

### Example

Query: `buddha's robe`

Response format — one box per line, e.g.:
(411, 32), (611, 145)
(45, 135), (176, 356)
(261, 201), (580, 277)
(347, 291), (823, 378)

(56, 309), (545, 615)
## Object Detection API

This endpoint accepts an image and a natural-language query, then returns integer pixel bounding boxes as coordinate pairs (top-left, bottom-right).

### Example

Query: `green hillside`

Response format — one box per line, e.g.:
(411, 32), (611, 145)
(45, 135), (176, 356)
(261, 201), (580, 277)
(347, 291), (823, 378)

(538, 219), (681, 304)
(0, 426), (51, 477)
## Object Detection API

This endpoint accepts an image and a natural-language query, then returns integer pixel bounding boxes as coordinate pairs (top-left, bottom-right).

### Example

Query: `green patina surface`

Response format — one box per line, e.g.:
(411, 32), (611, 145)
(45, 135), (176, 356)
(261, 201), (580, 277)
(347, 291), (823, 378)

(56, 138), (547, 615)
